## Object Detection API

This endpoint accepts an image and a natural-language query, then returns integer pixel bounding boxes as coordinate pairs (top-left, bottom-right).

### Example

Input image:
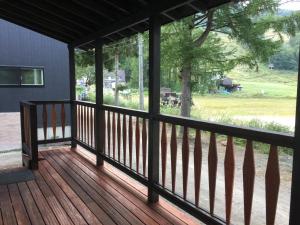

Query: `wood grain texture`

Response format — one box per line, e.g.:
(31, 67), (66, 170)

(243, 140), (255, 225)
(142, 119), (147, 176)
(84, 106), (87, 143)
(112, 112), (116, 159)
(161, 122), (167, 188)
(182, 127), (189, 200)
(129, 116), (133, 169)
(170, 124), (177, 193)
(117, 113), (121, 161)
(61, 103), (66, 138)
(77, 105), (80, 139)
(208, 132), (218, 214)
(43, 104), (48, 140)
(51, 104), (57, 139)
(136, 117), (140, 173)
(80, 105), (84, 141)
(90, 107), (93, 147)
(224, 136), (235, 224)
(265, 145), (280, 225)
(123, 115), (127, 165)
(107, 111), (111, 156)
(87, 107), (90, 146)
(194, 129), (202, 207)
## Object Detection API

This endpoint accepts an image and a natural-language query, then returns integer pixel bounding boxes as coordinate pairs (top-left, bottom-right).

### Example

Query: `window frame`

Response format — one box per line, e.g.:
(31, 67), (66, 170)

(0, 65), (45, 88)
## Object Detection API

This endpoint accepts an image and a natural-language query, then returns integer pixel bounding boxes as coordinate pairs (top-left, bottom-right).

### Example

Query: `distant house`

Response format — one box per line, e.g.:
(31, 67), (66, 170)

(0, 19), (69, 112)
(104, 70), (126, 89)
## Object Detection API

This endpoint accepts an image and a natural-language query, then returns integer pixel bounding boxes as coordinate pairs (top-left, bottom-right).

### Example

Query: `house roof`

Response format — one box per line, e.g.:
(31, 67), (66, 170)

(0, 0), (232, 48)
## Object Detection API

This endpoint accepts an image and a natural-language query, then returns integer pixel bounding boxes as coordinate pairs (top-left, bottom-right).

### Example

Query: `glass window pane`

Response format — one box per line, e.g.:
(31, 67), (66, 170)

(21, 68), (44, 85)
(0, 68), (20, 85)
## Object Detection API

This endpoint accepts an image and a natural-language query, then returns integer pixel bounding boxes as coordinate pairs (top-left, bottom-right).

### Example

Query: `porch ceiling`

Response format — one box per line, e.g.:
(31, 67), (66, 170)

(0, 0), (231, 48)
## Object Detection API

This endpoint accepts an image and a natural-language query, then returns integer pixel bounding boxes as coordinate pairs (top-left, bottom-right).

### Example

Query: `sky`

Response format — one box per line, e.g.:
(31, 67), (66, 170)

(280, 0), (300, 10)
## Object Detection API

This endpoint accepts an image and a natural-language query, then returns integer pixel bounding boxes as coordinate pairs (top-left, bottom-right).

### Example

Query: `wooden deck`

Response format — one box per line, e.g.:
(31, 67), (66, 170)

(0, 147), (201, 225)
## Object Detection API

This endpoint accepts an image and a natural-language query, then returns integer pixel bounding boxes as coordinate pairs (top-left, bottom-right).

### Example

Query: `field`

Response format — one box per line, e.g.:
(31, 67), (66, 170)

(101, 65), (297, 132)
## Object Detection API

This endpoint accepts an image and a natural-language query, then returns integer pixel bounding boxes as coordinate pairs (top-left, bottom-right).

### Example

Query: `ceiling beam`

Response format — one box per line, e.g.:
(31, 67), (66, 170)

(72, 0), (198, 47)
(44, 0), (114, 24)
(3, 1), (83, 37)
(20, 0), (94, 32)
(0, 9), (70, 43)
(72, 0), (123, 21)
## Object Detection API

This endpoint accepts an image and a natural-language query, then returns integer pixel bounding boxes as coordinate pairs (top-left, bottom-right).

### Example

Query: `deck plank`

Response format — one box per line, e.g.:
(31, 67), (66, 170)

(54, 149), (162, 225)
(0, 185), (18, 225)
(44, 151), (134, 225)
(35, 168), (88, 225)
(17, 182), (46, 225)
(27, 180), (64, 225)
(33, 171), (74, 225)
(58, 148), (178, 225)
(39, 160), (103, 225)
(7, 184), (31, 225)
(0, 147), (203, 225)
(71, 148), (200, 225)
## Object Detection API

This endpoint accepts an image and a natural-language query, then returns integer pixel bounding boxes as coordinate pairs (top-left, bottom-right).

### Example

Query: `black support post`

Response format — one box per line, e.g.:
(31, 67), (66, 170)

(29, 104), (38, 170)
(289, 46), (300, 225)
(148, 13), (161, 203)
(95, 38), (104, 166)
(68, 44), (77, 148)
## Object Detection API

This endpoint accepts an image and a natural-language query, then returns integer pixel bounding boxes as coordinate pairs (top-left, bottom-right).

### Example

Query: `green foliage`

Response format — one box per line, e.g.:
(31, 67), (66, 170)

(270, 34), (300, 71)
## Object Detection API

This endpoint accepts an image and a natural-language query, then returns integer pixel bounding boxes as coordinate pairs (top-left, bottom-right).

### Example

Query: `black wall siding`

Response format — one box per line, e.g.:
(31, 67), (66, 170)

(0, 19), (70, 112)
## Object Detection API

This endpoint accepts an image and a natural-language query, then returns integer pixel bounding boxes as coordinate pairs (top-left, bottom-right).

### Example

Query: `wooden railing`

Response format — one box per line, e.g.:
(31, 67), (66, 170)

(21, 99), (295, 225)
(155, 115), (293, 225)
(30, 100), (72, 144)
(20, 102), (38, 169)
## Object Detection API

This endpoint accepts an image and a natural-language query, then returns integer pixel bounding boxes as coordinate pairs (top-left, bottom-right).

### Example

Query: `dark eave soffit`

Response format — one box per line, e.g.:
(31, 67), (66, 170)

(0, 0), (233, 49)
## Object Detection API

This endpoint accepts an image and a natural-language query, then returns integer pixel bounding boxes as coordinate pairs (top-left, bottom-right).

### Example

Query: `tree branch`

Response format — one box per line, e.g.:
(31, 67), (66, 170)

(194, 9), (214, 47)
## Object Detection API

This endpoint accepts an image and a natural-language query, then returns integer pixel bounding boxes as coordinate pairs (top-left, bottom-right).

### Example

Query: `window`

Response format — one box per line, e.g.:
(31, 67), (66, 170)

(0, 66), (44, 86)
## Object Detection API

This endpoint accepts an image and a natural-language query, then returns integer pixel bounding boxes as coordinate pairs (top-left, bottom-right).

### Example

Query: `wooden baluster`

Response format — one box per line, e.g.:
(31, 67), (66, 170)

(42, 104), (47, 140)
(91, 107), (94, 147)
(107, 111), (111, 156)
(243, 140), (255, 225)
(142, 118), (147, 176)
(123, 115), (127, 165)
(208, 132), (218, 214)
(194, 129), (202, 207)
(61, 103), (66, 139)
(117, 113), (121, 161)
(84, 106), (87, 143)
(161, 122), (167, 187)
(51, 104), (57, 139)
(88, 107), (91, 145)
(80, 105), (83, 141)
(182, 127), (189, 200)
(77, 105), (80, 139)
(129, 116), (133, 169)
(265, 145), (280, 225)
(136, 117), (140, 173)
(112, 112), (116, 159)
(170, 124), (177, 193)
(224, 136), (235, 224)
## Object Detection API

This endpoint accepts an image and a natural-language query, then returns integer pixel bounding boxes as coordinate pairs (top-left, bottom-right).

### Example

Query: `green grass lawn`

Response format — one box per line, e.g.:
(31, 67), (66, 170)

(101, 65), (297, 132)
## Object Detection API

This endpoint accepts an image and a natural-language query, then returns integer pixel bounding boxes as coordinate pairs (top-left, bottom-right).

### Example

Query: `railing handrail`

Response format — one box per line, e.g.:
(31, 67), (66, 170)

(157, 114), (295, 148)
(75, 100), (295, 148)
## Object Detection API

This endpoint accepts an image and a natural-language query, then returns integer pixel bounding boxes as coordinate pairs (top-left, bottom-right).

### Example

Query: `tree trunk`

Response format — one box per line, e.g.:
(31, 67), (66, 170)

(180, 65), (192, 118)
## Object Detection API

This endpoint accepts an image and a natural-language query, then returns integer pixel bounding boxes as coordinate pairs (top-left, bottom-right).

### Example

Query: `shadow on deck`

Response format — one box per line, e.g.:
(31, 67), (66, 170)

(0, 147), (201, 225)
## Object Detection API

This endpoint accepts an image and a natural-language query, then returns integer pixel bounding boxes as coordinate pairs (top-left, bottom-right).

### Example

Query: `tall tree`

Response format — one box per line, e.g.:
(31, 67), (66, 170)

(162, 0), (300, 118)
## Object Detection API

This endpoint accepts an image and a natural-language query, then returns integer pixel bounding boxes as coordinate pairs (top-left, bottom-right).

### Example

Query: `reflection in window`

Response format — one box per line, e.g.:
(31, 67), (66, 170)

(0, 66), (44, 86)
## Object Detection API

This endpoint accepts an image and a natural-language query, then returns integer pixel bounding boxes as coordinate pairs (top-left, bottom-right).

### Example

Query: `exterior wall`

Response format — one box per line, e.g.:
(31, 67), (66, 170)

(0, 19), (69, 112)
